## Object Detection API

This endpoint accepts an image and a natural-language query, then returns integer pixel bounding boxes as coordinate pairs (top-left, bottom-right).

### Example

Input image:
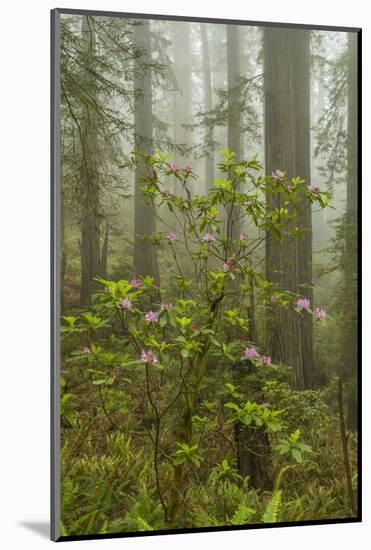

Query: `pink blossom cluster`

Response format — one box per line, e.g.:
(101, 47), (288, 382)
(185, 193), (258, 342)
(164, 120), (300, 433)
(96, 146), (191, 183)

(297, 297), (310, 310)
(167, 230), (178, 241)
(310, 184), (321, 193)
(244, 346), (272, 366)
(170, 163), (180, 173)
(272, 169), (285, 180)
(120, 297), (132, 310)
(315, 307), (327, 320)
(145, 310), (159, 323)
(203, 232), (216, 242)
(140, 350), (158, 364)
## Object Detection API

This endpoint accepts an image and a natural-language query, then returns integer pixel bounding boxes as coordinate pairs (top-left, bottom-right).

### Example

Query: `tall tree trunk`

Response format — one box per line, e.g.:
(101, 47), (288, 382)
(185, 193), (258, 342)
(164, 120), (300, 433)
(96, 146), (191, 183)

(294, 31), (313, 389)
(133, 20), (159, 280)
(100, 224), (109, 280)
(264, 28), (313, 389)
(200, 24), (214, 192)
(80, 16), (101, 306)
(173, 22), (192, 182)
(226, 25), (242, 244)
(312, 78), (328, 253)
(342, 32), (358, 430)
(227, 26), (241, 162)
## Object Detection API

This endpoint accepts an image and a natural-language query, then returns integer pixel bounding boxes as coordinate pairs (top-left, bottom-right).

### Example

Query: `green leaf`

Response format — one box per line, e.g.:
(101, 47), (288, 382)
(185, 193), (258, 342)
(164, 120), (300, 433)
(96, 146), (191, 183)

(224, 402), (240, 411)
(291, 448), (303, 463)
(92, 377), (114, 386)
(159, 314), (168, 327)
(296, 442), (313, 453)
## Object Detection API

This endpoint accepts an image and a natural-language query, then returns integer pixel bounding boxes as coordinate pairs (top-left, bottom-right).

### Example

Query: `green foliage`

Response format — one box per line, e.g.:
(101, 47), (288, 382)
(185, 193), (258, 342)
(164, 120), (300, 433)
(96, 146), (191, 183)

(262, 491), (282, 523)
(273, 430), (313, 464)
(225, 401), (284, 433)
(60, 151), (356, 535)
(173, 443), (202, 467)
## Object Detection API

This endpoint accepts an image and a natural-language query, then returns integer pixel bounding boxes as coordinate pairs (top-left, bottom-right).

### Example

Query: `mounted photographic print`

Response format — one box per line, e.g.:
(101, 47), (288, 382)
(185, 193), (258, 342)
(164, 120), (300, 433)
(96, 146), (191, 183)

(51, 8), (361, 541)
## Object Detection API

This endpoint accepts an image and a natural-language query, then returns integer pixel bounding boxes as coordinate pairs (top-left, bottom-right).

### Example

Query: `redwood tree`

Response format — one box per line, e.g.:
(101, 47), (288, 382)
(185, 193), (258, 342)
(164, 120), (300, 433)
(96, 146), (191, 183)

(133, 20), (159, 280)
(264, 27), (313, 389)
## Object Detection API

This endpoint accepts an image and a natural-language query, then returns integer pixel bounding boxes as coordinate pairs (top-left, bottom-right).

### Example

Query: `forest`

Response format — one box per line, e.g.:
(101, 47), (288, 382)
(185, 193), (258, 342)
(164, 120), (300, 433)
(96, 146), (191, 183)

(58, 13), (359, 536)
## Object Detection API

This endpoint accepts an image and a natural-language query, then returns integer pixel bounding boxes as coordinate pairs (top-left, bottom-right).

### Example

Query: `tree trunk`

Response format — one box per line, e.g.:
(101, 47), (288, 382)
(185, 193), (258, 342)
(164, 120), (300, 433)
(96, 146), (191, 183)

(342, 33), (358, 430)
(173, 22), (192, 180)
(100, 224), (109, 280)
(200, 24), (215, 192)
(264, 27), (313, 389)
(226, 25), (242, 244)
(133, 20), (159, 280)
(80, 16), (102, 306)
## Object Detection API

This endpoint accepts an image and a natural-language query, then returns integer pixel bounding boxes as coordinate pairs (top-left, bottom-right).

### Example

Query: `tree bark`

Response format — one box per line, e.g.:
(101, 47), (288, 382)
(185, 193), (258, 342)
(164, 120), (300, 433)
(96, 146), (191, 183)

(173, 22), (192, 181)
(200, 24), (215, 192)
(226, 25), (242, 243)
(133, 20), (159, 280)
(264, 27), (313, 389)
(80, 16), (102, 306)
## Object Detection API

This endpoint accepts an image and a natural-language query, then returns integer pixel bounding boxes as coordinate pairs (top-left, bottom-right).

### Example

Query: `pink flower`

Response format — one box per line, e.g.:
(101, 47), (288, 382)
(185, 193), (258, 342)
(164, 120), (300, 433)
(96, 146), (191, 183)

(244, 346), (259, 358)
(160, 302), (173, 311)
(82, 346), (91, 355)
(154, 282), (161, 289)
(297, 297), (310, 310)
(145, 310), (159, 323)
(163, 188), (174, 198)
(271, 296), (278, 305)
(239, 232), (247, 241)
(223, 261), (233, 271)
(203, 232), (216, 242)
(272, 169), (285, 180)
(167, 230), (178, 241)
(140, 350), (158, 364)
(120, 297), (132, 310)
(170, 163), (180, 173)
(284, 182), (293, 192)
(185, 164), (193, 172)
(131, 278), (143, 288)
(260, 356), (272, 365)
(310, 185), (320, 193)
(315, 307), (327, 320)
(263, 401), (271, 407)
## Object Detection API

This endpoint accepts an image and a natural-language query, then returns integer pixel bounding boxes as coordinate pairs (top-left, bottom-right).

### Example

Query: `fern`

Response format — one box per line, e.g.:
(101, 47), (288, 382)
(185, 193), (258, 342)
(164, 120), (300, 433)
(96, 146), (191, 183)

(136, 516), (154, 531)
(230, 504), (256, 525)
(262, 490), (282, 523)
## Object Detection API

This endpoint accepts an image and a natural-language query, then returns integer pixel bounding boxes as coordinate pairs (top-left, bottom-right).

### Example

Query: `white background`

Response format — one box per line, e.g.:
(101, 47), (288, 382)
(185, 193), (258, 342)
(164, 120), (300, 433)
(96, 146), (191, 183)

(0, 0), (368, 548)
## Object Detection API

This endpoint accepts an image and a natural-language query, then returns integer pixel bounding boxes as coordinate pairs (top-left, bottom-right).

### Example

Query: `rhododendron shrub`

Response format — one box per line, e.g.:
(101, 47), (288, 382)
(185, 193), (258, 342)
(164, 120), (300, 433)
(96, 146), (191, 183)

(61, 150), (331, 528)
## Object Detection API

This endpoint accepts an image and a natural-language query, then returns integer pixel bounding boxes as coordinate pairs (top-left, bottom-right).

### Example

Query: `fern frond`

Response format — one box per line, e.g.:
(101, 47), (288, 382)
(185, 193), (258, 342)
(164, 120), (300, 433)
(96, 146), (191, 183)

(262, 490), (282, 523)
(136, 516), (154, 531)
